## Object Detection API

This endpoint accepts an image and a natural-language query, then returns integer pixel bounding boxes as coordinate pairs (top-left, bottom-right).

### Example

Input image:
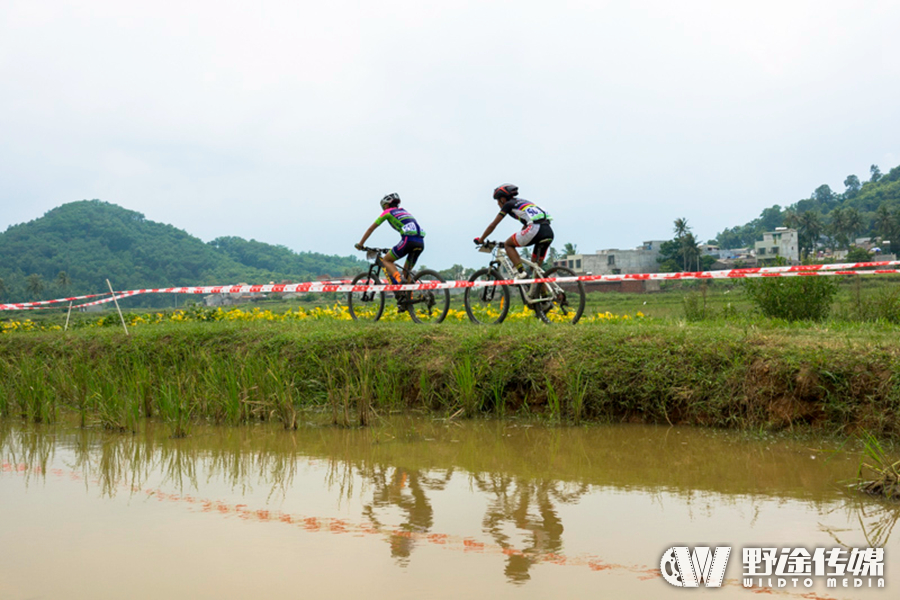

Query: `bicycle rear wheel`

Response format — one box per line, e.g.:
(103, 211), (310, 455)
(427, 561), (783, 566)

(347, 272), (385, 322)
(464, 268), (510, 325)
(407, 269), (450, 324)
(533, 266), (585, 324)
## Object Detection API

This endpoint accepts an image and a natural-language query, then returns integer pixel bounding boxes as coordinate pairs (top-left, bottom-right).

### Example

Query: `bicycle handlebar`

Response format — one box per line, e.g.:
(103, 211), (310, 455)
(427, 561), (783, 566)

(356, 246), (392, 255)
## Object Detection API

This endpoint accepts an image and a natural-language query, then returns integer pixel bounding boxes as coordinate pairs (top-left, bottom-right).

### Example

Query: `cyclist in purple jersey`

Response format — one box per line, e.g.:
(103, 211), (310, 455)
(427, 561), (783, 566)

(356, 193), (426, 288)
(474, 184), (554, 279)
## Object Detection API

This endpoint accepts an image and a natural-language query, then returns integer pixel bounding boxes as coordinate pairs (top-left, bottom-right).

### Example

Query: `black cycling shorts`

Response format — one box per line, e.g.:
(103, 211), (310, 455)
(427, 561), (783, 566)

(522, 223), (553, 264)
(388, 235), (424, 270)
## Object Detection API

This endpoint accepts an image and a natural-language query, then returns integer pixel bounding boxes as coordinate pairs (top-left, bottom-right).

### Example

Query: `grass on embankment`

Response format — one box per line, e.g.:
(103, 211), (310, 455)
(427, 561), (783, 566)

(3, 318), (900, 437)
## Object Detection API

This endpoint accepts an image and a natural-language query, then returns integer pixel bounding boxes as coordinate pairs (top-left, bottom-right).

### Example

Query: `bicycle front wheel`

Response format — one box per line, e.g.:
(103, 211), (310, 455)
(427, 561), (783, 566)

(348, 272), (385, 322)
(533, 266), (585, 324)
(407, 269), (450, 324)
(464, 268), (510, 325)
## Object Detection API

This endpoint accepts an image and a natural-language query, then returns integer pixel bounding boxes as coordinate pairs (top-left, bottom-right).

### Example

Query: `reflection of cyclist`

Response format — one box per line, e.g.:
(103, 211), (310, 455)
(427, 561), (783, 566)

(474, 474), (573, 584)
(356, 193), (425, 290)
(474, 184), (553, 279)
(361, 466), (442, 566)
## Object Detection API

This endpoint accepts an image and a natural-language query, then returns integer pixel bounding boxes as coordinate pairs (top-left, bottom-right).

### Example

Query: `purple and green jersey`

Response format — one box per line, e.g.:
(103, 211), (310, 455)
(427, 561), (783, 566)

(375, 207), (425, 238)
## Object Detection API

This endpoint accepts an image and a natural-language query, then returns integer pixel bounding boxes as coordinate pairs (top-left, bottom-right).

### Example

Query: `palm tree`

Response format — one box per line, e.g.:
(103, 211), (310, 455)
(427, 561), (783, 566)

(782, 209), (799, 229)
(828, 208), (847, 251)
(26, 274), (45, 299)
(562, 243), (578, 257)
(844, 208), (862, 248)
(56, 270), (72, 291)
(681, 232), (701, 271)
(797, 211), (822, 258)
(671, 218), (695, 271)
(874, 205), (895, 248)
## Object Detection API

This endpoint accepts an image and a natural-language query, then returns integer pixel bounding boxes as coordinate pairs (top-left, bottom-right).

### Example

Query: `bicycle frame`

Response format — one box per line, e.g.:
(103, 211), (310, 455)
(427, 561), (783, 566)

(479, 243), (564, 307)
(360, 247), (420, 305)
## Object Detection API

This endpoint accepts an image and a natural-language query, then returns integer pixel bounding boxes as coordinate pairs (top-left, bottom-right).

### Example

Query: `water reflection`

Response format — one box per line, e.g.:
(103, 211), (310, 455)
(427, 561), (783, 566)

(361, 466), (452, 564)
(473, 473), (588, 582)
(1, 418), (897, 589)
(825, 496), (900, 549)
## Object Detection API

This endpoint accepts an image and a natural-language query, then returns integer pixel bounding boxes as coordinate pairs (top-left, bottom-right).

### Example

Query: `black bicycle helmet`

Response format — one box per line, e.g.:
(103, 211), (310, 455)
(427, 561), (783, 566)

(380, 193), (401, 210)
(493, 184), (518, 200)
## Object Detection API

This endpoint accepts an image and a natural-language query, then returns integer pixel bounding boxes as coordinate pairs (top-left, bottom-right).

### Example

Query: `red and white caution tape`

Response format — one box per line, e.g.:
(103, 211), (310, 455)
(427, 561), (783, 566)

(0, 280), (351, 311)
(0, 292), (144, 312)
(0, 292), (113, 311)
(3, 262), (900, 311)
(73, 292), (144, 310)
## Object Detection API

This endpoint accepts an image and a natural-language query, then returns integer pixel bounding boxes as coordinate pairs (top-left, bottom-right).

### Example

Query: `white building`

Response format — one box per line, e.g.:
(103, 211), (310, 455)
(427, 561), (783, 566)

(557, 240), (668, 275)
(753, 228), (800, 264)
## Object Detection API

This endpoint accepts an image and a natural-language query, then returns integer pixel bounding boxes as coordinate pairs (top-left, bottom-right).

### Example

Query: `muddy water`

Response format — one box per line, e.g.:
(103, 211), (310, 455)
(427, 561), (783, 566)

(0, 418), (896, 599)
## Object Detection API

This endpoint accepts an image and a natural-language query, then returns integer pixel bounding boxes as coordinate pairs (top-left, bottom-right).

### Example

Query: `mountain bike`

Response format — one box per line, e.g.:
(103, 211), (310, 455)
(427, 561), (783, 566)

(463, 240), (585, 325)
(348, 246), (450, 324)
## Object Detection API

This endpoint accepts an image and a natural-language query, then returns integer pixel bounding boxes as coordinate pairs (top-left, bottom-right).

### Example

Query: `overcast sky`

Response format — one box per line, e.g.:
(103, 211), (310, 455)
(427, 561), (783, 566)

(2, 0), (899, 271)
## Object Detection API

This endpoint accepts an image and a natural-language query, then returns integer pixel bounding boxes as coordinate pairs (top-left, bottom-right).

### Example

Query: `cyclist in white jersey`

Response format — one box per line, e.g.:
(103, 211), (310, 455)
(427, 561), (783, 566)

(474, 184), (554, 279)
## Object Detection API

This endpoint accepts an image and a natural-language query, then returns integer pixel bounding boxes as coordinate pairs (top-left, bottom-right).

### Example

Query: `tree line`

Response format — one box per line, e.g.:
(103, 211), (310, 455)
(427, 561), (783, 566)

(0, 200), (366, 302)
(715, 163), (900, 255)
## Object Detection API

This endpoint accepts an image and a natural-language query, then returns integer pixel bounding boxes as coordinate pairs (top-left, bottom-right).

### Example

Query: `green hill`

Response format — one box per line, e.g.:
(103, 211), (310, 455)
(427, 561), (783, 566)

(0, 200), (365, 303)
(716, 163), (900, 250)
